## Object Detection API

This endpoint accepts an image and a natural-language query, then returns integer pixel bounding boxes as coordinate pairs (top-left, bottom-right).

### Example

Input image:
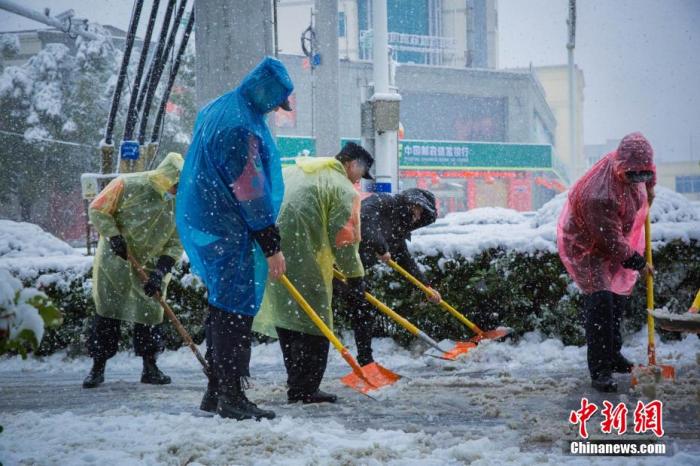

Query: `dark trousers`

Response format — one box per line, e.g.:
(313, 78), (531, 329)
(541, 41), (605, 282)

(583, 290), (628, 378)
(204, 305), (253, 390)
(276, 327), (329, 399)
(87, 314), (164, 360)
(333, 278), (375, 366)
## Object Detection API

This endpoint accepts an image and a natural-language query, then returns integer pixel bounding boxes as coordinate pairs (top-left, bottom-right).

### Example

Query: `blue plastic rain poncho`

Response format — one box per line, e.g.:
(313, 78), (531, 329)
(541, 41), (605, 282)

(176, 57), (294, 315)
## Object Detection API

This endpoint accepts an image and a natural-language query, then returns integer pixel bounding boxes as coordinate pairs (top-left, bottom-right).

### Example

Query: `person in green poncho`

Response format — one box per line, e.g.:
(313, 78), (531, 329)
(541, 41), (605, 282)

(254, 142), (373, 404)
(82, 152), (184, 389)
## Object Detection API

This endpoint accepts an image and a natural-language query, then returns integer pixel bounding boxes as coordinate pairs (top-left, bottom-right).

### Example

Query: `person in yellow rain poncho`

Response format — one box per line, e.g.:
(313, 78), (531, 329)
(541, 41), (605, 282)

(82, 152), (184, 389)
(254, 142), (373, 404)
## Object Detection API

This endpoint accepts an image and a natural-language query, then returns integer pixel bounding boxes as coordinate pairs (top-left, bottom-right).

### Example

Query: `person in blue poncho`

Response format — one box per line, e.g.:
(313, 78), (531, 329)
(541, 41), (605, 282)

(176, 57), (293, 420)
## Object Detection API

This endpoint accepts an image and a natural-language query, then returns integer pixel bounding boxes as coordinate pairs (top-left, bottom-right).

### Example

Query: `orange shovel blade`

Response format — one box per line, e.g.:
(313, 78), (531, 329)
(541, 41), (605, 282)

(631, 364), (676, 386)
(442, 341), (477, 360)
(340, 362), (401, 394)
(470, 327), (512, 344)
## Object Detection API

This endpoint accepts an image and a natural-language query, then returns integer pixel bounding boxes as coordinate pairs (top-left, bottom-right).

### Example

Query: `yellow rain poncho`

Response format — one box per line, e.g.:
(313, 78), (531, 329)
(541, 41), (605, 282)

(254, 157), (364, 337)
(89, 153), (184, 326)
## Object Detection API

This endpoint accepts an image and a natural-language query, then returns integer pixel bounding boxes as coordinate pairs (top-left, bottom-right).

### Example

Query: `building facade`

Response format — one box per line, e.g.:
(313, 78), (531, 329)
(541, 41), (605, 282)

(272, 54), (564, 213)
(533, 65), (585, 182)
(277, 0), (499, 68)
(656, 160), (700, 201)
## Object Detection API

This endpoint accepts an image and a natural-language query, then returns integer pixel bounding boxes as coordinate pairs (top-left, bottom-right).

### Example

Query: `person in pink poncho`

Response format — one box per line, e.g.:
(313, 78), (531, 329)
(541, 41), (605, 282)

(557, 132), (655, 393)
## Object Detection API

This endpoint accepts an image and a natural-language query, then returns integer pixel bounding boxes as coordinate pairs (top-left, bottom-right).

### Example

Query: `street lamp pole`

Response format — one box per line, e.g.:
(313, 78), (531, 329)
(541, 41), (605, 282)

(567, 0), (577, 178)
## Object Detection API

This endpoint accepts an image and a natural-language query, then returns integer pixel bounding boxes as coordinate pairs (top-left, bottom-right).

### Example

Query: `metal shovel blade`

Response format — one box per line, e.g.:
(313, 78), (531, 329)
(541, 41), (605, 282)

(424, 339), (476, 360)
(443, 341), (478, 360)
(650, 310), (700, 334)
(340, 362), (401, 394)
(469, 327), (512, 344)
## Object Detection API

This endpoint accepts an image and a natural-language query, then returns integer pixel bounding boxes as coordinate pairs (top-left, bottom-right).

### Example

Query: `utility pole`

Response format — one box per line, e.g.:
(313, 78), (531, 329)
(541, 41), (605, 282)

(370, 0), (400, 193)
(313, 0), (340, 156)
(195, 0), (273, 108)
(567, 0), (577, 179)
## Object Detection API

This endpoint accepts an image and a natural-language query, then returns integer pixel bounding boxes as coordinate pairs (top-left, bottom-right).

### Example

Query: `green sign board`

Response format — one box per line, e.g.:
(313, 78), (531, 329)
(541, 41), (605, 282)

(276, 137), (564, 181)
(276, 136), (315, 157)
(399, 139), (552, 171)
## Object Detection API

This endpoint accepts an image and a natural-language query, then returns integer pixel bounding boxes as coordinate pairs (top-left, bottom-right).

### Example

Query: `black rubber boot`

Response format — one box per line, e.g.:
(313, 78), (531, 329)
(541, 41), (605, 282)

(591, 375), (618, 393)
(200, 379), (219, 413)
(611, 354), (634, 373)
(288, 389), (338, 404)
(357, 354), (374, 367)
(216, 379), (275, 421)
(82, 359), (106, 389)
(141, 354), (172, 385)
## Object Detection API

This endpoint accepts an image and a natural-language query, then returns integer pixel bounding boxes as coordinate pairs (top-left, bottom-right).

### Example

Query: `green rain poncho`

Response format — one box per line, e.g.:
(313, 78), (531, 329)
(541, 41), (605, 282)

(253, 157), (364, 337)
(89, 153), (184, 326)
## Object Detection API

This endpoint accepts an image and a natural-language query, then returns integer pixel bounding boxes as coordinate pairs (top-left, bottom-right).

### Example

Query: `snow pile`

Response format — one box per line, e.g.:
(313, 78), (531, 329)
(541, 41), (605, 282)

(0, 410), (638, 466)
(530, 191), (568, 228)
(0, 220), (92, 290)
(0, 220), (75, 258)
(437, 207), (527, 226)
(1, 329), (698, 464)
(410, 187), (700, 261)
(650, 188), (699, 223)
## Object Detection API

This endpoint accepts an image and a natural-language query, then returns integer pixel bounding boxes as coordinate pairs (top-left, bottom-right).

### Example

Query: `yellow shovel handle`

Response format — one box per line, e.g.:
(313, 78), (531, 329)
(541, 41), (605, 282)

(387, 259), (483, 335)
(333, 269), (421, 337)
(280, 274), (369, 382)
(279, 274), (345, 354)
(644, 214), (656, 362)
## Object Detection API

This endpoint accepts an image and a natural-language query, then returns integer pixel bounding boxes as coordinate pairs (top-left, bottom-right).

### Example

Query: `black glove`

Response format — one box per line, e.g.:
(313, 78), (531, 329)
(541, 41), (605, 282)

(621, 252), (646, 271)
(108, 235), (128, 261)
(144, 256), (176, 297)
(346, 276), (366, 308)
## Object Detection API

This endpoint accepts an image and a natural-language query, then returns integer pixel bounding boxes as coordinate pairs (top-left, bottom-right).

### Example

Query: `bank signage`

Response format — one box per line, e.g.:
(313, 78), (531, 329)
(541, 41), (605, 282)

(399, 139), (552, 170)
(275, 137), (556, 173)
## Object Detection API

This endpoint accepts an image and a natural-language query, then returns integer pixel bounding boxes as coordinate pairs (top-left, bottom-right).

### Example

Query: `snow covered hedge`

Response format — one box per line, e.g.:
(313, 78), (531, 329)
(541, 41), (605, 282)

(0, 269), (62, 357)
(0, 188), (698, 354)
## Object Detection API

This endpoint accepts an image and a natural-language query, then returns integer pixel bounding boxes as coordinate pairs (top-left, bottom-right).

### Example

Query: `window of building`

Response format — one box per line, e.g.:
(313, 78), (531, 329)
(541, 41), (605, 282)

(338, 11), (346, 37)
(676, 175), (700, 193)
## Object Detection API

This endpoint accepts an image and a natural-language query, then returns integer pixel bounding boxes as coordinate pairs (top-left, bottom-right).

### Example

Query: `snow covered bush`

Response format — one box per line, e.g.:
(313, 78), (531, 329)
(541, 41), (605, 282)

(1, 186), (698, 356)
(0, 268), (62, 358)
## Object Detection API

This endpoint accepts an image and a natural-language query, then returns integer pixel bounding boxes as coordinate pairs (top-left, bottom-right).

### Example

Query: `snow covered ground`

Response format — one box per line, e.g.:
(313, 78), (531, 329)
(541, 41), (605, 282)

(1, 329), (698, 465)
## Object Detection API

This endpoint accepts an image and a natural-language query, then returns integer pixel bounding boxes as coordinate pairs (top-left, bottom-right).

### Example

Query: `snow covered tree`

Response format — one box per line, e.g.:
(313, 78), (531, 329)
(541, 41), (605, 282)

(0, 33), (19, 72)
(0, 24), (196, 234)
(0, 25), (119, 226)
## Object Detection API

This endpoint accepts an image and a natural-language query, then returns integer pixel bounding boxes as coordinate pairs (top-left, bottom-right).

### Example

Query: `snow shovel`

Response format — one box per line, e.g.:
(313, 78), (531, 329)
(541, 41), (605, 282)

(279, 274), (400, 395)
(386, 259), (511, 344)
(651, 287), (700, 333)
(127, 253), (210, 377)
(650, 309), (700, 334)
(631, 214), (675, 386)
(333, 269), (471, 360)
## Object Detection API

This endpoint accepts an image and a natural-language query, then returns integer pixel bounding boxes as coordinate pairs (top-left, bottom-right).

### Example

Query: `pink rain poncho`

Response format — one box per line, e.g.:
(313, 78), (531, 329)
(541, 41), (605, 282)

(557, 132), (656, 295)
